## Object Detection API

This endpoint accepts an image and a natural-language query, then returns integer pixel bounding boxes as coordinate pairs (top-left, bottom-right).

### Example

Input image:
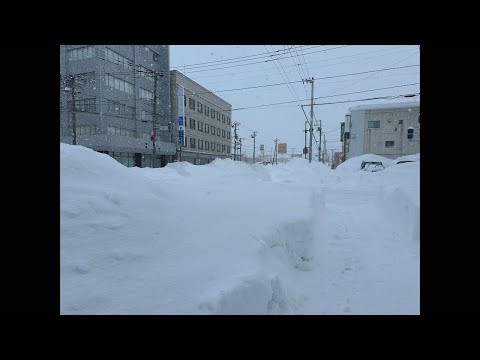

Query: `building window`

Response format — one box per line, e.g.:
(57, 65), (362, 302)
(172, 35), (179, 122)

(399, 119), (404, 124)
(211, 109), (216, 119)
(222, 114), (225, 123)
(105, 47), (133, 69)
(222, 129), (226, 138)
(189, 98), (195, 110)
(205, 123), (210, 133)
(368, 121), (380, 129)
(76, 125), (98, 135)
(217, 144), (221, 152)
(205, 141), (209, 150)
(199, 139), (204, 150)
(227, 145), (230, 153)
(67, 46), (94, 61)
(385, 141), (395, 148)
(190, 118), (196, 129)
(184, 95), (187, 107)
(105, 74), (134, 94)
(197, 102), (203, 113)
(218, 112), (221, 121)
(205, 106), (209, 116)
(69, 98), (96, 113)
(137, 65), (154, 81)
(198, 121), (203, 132)
(227, 116), (230, 125)
(106, 126), (135, 137)
(211, 125), (215, 135)
(139, 87), (154, 100)
(190, 137), (196, 148)
(217, 128), (220, 137)
(227, 131), (230, 139)
(222, 144), (225, 152)
(139, 110), (153, 122)
(211, 142), (215, 151)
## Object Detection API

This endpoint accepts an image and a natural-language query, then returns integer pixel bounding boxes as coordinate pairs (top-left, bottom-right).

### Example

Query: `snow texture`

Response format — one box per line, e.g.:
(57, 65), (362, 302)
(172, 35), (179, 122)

(61, 144), (420, 314)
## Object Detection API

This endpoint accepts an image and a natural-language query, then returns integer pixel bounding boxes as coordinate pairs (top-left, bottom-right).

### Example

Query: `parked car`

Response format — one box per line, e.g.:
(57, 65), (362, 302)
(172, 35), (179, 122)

(361, 161), (385, 172)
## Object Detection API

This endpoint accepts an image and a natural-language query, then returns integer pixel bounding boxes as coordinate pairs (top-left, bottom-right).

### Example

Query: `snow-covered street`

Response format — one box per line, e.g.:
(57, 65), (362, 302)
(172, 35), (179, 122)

(60, 144), (419, 314)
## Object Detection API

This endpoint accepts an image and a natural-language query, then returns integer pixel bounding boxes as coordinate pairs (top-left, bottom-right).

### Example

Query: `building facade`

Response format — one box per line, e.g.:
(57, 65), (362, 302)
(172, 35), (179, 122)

(343, 102), (420, 160)
(170, 70), (232, 165)
(60, 45), (176, 167)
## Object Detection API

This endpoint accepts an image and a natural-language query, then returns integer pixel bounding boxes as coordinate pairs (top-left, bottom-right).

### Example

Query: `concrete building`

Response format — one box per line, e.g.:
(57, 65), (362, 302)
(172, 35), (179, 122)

(60, 45), (176, 167)
(170, 70), (232, 165)
(343, 101), (420, 160)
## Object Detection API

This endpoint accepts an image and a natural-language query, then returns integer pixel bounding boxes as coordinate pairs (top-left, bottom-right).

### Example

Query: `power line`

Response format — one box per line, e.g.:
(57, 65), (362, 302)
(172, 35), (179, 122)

(187, 45), (417, 83)
(170, 45), (324, 70)
(231, 83), (419, 111)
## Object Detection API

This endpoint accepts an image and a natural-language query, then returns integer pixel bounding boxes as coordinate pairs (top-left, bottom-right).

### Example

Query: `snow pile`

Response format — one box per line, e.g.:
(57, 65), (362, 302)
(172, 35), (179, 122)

(61, 144), (420, 314)
(336, 154), (395, 172)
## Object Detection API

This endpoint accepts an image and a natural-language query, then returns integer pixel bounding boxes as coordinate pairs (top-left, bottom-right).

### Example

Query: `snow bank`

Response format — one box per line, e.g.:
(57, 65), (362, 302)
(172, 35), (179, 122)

(336, 154), (395, 172)
(61, 143), (419, 314)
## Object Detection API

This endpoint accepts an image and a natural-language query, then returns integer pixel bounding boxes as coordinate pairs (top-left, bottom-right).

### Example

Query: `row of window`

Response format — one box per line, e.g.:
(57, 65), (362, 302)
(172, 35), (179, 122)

(187, 98), (231, 125)
(67, 46), (94, 61)
(105, 47), (133, 70)
(68, 98), (96, 113)
(76, 125), (98, 135)
(139, 88), (160, 105)
(188, 118), (230, 138)
(137, 65), (154, 81)
(107, 99), (135, 116)
(186, 137), (230, 153)
(105, 74), (134, 94)
(107, 126), (136, 137)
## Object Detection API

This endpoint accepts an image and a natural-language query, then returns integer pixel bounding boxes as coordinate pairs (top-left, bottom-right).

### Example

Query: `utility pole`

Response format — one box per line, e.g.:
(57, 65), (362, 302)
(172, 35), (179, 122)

(239, 138), (242, 161)
(304, 121), (307, 159)
(69, 75), (77, 145)
(318, 124), (321, 162)
(152, 71), (159, 168)
(323, 134), (327, 164)
(303, 78), (314, 163)
(233, 121), (240, 160)
(251, 131), (257, 164)
(274, 138), (279, 165)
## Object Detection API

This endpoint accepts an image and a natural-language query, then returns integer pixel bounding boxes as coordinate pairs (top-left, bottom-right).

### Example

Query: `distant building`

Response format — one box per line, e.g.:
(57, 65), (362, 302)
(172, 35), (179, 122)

(170, 70), (232, 165)
(343, 102), (420, 160)
(60, 45), (176, 167)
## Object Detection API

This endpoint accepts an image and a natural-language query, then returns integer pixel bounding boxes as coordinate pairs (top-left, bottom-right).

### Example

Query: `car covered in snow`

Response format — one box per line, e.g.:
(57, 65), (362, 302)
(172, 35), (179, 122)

(395, 160), (415, 165)
(361, 161), (385, 172)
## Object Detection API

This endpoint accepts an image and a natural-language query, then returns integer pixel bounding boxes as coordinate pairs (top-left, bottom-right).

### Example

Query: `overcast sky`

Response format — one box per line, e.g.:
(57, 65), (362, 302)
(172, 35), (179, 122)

(170, 45), (420, 160)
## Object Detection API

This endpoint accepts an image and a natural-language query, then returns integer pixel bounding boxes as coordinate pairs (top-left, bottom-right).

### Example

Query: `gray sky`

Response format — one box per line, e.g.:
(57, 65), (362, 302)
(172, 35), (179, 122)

(170, 45), (420, 159)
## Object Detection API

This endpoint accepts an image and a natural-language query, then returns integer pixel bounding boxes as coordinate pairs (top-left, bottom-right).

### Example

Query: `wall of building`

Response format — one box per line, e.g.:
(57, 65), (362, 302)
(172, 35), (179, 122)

(170, 70), (232, 164)
(345, 102), (420, 160)
(60, 45), (175, 167)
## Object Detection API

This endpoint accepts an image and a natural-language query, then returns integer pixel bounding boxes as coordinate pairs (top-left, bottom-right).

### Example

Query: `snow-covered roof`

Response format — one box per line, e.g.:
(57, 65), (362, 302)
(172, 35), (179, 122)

(348, 101), (420, 112)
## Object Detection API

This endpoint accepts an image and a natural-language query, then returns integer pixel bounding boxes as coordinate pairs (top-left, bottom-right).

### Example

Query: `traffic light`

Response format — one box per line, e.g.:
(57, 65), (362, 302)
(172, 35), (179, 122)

(407, 127), (414, 139)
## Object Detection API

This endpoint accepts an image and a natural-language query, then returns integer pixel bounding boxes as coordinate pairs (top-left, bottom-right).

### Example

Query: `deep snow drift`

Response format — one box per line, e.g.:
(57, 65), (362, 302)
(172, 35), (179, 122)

(60, 144), (419, 314)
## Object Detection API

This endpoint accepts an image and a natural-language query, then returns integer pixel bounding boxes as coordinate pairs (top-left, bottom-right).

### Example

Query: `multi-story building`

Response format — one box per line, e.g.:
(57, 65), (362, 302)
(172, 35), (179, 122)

(170, 70), (232, 165)
(60, 45), (176, 167)
(343, 101), (420, 160)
